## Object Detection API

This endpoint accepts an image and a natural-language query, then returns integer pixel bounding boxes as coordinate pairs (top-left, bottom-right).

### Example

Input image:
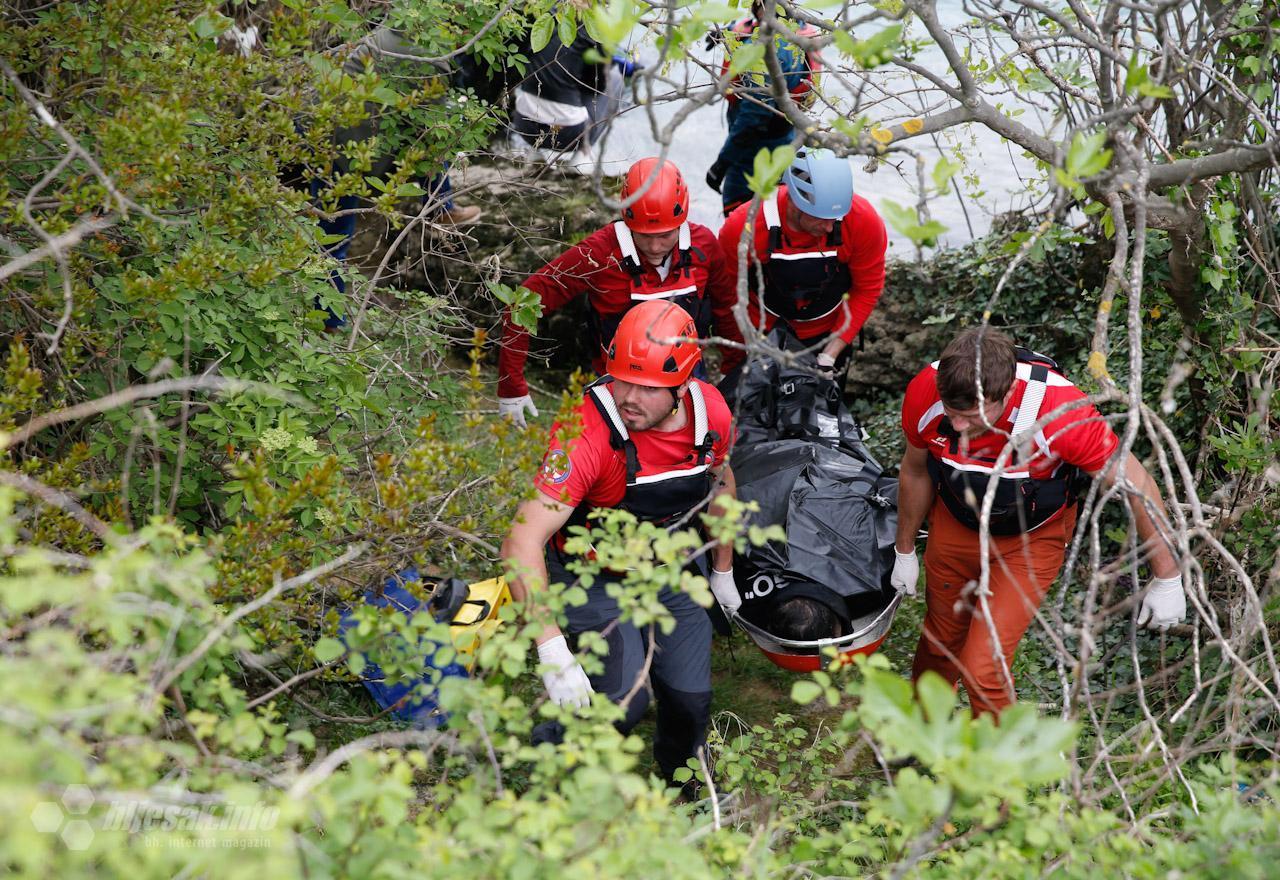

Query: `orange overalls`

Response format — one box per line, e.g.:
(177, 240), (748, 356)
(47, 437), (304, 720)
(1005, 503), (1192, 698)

(911, 500), (1078, 717)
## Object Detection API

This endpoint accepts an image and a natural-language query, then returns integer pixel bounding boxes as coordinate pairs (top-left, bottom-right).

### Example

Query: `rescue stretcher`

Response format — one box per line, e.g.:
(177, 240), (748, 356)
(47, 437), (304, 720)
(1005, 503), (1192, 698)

(719, 328), (904, 673)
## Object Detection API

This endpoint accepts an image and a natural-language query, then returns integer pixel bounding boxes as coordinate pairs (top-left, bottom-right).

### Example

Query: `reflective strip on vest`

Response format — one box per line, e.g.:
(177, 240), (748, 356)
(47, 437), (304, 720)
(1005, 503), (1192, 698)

(1011, 373), (1047, 439)
(768, 250), (839, 261)
(932, 456), (1033, 480)
(917, 400), (945, 436)
(588, 382), (630, 442)
(761, 296), (845, 321)
(763, 192), (782, 230)
(630, 284), (699, 302)
(689, 381), (709, 445)
(631, 462), (710, 485)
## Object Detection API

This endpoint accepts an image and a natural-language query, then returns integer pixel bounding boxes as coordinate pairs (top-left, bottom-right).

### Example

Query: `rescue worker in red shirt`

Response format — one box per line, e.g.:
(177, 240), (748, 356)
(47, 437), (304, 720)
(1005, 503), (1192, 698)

(717, 148), (887, 379)
(893, 327), (1187, 717)
(501, 300), (742, 788)
(497, 157), (743, 427)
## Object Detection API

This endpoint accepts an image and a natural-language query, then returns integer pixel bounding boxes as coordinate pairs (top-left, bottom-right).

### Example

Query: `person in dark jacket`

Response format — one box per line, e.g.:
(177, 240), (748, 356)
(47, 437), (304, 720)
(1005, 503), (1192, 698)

(705, 2), (821, 214)
(310, 25), (481, 329)
(507, 25), (608, 172)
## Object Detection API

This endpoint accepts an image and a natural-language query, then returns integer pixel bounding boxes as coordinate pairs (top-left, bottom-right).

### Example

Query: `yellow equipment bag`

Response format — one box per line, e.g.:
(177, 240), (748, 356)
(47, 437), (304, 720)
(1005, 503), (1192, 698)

(446, 576), (512, 667)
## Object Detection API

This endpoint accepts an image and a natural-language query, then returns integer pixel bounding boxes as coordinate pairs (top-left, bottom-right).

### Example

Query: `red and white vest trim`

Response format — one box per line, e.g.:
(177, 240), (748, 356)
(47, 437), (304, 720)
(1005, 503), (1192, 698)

(612, 220), (697, 303)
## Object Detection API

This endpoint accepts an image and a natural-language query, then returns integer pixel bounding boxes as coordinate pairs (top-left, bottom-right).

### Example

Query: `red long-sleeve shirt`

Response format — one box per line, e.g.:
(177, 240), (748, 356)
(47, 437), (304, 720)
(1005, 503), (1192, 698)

(497, 222), (741, 398)
(717, 186), (887, 372)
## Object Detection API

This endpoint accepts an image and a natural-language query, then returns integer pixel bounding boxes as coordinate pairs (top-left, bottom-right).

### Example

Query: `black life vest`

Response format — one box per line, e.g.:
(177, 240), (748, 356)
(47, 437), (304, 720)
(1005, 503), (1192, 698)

(590, 221), (712, 351)
(752, 192), (851, 323)
(551, 378), (720, 560)
(926, 348), (1090, 536)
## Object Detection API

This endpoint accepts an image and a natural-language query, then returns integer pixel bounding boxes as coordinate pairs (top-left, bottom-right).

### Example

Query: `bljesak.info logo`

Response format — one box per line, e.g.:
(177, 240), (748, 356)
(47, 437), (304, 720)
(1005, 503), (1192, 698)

(30, 784), (280, 851)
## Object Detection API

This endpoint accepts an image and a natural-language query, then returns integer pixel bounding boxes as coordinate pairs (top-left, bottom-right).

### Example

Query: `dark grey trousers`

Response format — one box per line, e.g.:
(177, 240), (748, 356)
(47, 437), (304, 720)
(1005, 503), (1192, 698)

(536, 554), (713, 785)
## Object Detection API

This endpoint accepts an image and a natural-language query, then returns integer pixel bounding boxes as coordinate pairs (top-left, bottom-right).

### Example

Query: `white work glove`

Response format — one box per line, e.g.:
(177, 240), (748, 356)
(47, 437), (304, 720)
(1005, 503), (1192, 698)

(890, 550), (919, 597)
(498, 394), (539, 428)
(816, 352), (837, 378)
(1137, 574), (1186, 632)
(709, 567), (742, 616)
(536, 635), (593, 708)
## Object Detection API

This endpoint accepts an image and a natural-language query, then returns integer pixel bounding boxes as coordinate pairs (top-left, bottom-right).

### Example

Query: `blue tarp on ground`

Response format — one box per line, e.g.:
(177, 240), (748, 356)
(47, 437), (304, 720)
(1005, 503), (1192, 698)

(337, 569), (469, 728)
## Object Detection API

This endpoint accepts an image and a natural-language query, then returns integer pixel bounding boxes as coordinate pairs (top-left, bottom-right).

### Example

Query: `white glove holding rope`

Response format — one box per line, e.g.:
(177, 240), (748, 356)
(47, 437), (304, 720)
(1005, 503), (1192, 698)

(709, 567), (742, 616)
(536, 635), (593, 708)
(1137, 574), (1186, 632)
(890, 550), (919, 597)
(816, 352), (837, 378)
(498, 394), (539, 428)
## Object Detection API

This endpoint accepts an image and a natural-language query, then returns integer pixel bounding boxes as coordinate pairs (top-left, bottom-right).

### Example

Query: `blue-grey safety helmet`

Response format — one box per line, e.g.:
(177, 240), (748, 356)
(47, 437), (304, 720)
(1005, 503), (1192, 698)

(783, 148), (854, 220)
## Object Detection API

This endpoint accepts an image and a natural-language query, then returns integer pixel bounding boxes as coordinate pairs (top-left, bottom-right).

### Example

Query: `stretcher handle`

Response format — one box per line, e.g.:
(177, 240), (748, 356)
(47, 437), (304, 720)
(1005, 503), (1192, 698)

(450, 598), (491, 627)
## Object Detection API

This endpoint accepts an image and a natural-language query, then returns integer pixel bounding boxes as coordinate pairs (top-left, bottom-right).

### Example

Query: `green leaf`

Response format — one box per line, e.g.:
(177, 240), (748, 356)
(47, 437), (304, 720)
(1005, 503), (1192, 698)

(832, 115), (867, 141)
(916, 671), (956, 722)
(848, 24), (903, 69)
(557, 7), (577, 52)
(1122, 55), (1148, 94)
(931, 156), (963, 194)
(1124, 55), (1174, 98)
(530, 14), (554, 53)
(831, 28), (858, 59)
(286, 729), (316, 750)
(486, 283), (543, 332)
(1065, 130), (1113, 180)
(727, 43), (766, 77)
(314, 637), (345, 663)
(744, 145), (795, 199)
(791, 680), (823, 705)
(370, 86), (400, 106)
(880, 199), (947, 246)
(1057, 129), (1113, 193)
(587, 0), (641, 52)
(191, 10), (233, 41)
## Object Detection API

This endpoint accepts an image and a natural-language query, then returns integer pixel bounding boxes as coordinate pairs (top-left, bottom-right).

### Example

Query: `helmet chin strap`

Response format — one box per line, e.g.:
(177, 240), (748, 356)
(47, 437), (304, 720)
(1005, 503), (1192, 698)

(668, 378), (693, 414)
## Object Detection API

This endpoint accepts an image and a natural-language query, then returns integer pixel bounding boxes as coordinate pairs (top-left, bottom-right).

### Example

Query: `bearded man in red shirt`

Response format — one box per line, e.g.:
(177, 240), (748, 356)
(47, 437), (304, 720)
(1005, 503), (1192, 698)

(501, 300), (743, 790)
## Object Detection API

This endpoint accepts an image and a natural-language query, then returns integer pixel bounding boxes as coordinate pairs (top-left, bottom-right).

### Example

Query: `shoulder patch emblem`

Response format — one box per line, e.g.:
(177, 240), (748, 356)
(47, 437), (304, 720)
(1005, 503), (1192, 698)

(539, 449), (573, 485)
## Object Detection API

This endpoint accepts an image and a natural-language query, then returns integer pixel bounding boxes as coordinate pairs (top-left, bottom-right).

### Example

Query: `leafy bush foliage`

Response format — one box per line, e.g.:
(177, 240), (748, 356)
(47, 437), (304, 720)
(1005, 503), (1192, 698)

(2, 0), (1278, 877)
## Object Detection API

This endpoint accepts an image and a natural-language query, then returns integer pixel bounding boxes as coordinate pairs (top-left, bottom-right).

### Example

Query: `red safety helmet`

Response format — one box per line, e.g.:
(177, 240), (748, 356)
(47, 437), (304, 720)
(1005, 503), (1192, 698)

(621, 158), (690, 234)
(605, 300), (701, 387)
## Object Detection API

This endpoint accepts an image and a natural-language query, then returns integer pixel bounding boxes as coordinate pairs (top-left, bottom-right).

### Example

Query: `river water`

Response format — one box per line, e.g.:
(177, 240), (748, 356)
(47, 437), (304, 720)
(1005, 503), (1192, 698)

(600, 2), (1051, 254)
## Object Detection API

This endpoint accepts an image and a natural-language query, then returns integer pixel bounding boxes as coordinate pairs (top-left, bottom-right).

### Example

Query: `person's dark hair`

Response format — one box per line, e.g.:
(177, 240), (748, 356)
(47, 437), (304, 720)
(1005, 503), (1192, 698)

(936, 326), (1017, 410)
(773, 597), (844, 641)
